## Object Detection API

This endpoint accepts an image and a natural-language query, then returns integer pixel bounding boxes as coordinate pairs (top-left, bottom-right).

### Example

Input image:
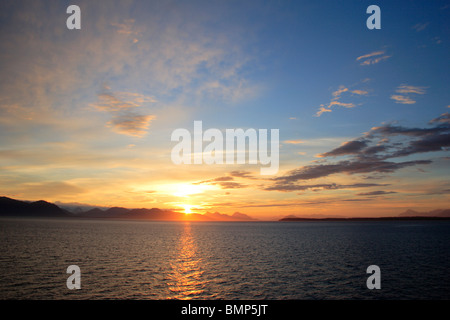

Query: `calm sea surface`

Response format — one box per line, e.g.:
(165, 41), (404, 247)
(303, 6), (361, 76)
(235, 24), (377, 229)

(1, 218), (449, 299)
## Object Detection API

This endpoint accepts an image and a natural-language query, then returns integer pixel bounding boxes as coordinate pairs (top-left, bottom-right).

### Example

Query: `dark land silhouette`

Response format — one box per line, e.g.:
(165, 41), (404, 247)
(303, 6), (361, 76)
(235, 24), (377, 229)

(0, 196), (256, 221)
(1, 196), (449, 221)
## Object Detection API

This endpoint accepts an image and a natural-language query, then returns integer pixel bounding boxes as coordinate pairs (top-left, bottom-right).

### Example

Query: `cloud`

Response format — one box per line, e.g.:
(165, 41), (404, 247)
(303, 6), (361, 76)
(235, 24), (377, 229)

(268, 114), (449, 192)
(368, 123), (444, 138)
(332, 86), (349, 98)
(433, 37), (442, 44)
(194, 170), (260, 189)
(391, 85), (426, 104)
(111, 19), (139, 36)
(329, 101), (356, 108)
(356, 191), (397, 196)
(356, 51), (391, 66)
(316, 106), (333, 117)
(229, 171), (257, 179)
(356, 51), (385, 61)
(93, 91), (156, 112)
(429, 112), (450, 125)
(186, 114), (448, 196)
(412, 22), (429, 32)
(315, 85), (365, 116)
(351, 90), (369, 96)
(211, 176), (234, 182)
(315, 100), (357, 117)
(314, 114), (450, 161)
(387, 133), (450, 158)
(215, 182), (247, 189)
(395, 85), (427, 95)
(194, 176), (247, 189)
(107, 113), (155, 137)
(274, 159), (431, 182)
(265, 182), (389, 192)
(194, 176), (233, 184)
(0, 0), (259, 144)
(390, 95), (416, 104)
(360, 55), (391, 65)
(318, 140), (368, 157)
(363, 115), (450, 159)
(91, 87), (156, 137)
(284, 139), (305, 144)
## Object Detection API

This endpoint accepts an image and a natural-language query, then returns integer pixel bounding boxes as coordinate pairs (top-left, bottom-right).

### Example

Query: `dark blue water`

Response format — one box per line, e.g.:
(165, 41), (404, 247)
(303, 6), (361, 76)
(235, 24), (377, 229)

(1, 218), (449, 299)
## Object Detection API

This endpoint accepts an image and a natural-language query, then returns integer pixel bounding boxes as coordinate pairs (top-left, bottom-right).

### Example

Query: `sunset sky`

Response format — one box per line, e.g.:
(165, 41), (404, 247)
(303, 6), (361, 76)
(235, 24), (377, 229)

(0, 0), (449, 219)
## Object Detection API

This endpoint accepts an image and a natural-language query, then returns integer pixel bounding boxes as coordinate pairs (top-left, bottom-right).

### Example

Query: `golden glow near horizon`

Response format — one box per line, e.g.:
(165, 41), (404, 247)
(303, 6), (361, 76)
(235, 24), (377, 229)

(171, 184), (214, 198)
(163, 183), (213, 215)
(183, 205), (193, 214)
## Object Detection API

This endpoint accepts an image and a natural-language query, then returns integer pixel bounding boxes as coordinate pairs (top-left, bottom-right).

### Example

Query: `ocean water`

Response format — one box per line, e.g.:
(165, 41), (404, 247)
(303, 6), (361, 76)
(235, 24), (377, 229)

(1, 217), (449, 300)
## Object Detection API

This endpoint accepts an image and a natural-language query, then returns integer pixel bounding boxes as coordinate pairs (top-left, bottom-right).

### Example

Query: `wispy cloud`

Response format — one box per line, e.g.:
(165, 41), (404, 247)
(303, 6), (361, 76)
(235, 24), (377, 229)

(433, 36), (442, 45)
(107, 113), (155, 137)
(327, 101), (356, 109)
(323, 112), (450, 160)
(193, 170), (261, 189)
(332, 86), (348, 98)
(316, 106), (333, 117)
(390, 85), (427, 104)
(111, 19), (141, 43)
(0, 1), (258, 140)
(356, 51), (391, 66)
(429, 112), (450, 125)
(284, 139), (305, 144)
(316, 102), (356, 116)
(390, 95), (416, 104)
(395, 85), (427, 95)
(111, 19), (139, 35)
(93, 90), (157, 112)
(194, 176), (247, 189)
(274, 159), (430, 182)
(351, 90), (369, 96)
(265, 182), (389, 192)
(412, 22), (429, 32)
(315, 85), (363, 116)
(317, 140), (368, 157)
(229, 171), (258, 179)
(356, 51), (385, 61)
(91, 87), (156, 137)
(268, 113), (449, 192)
(357, 191), (397, 196)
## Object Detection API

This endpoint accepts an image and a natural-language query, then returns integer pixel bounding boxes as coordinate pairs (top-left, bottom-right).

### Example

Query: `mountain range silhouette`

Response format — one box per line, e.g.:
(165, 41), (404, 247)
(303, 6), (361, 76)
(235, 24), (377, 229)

(1, 196), (449, 221)
(0, 196), (256, 221)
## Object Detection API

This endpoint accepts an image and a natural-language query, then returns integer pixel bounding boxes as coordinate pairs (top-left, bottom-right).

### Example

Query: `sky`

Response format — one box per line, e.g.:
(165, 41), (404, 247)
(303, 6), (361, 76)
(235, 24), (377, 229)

(0, 0), (449, 220)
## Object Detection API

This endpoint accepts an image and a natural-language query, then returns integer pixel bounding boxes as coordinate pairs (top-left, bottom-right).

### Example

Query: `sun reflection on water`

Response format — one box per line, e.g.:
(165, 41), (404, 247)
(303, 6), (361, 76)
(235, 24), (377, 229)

(166, 222), (206, 299)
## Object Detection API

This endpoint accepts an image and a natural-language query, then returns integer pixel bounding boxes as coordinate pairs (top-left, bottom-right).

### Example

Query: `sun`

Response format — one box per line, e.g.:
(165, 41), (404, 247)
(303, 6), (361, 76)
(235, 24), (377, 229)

(183, 205), (193, 214)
